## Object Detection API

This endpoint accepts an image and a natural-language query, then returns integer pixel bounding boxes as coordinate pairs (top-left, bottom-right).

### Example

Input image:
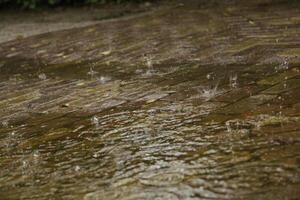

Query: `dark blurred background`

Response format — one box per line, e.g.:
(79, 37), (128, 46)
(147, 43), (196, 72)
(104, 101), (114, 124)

(1, 0), (299, 9)
(0, 0), (151, 9)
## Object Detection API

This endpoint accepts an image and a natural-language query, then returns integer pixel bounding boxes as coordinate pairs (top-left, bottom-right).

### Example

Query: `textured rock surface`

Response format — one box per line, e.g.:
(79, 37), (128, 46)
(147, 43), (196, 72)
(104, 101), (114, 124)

(0, 1), (299, 199)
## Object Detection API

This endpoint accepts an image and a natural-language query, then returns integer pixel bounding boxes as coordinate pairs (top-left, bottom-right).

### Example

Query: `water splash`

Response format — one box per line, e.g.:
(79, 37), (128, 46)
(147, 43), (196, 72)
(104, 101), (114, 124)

(229, 73), (238, 88)
(283, 76), (288, 89)
(32, 150), (40, 165)
(275, 57), (289, 72)
(198, 83), (220, 101)
(97, 76), (111, 84)
(91, 116), (99, 126)
(38, 73), (47, 80)
(280, 57), (289, 70)
(33, 150), (40, 158)
(1, 120), (9, 128)
(226, 120), (252, 132)
(225, 121), (233, 132)
(22, 160), (29, 174)
(145, 55), (153, 69)
(143, 54), (156, 76)
(206, 73), (215, 80)
(87, 65), (98, 78)
(75, 165), (81, 172)
(10, 131), (16, 137)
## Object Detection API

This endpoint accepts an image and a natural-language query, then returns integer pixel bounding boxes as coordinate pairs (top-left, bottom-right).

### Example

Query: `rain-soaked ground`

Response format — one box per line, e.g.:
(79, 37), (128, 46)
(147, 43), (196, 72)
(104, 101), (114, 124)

(0, 0), (300, 199)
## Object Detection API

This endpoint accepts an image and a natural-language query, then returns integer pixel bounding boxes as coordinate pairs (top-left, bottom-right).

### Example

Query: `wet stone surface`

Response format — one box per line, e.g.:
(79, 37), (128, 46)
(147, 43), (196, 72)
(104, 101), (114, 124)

(0, 1), (300, 199)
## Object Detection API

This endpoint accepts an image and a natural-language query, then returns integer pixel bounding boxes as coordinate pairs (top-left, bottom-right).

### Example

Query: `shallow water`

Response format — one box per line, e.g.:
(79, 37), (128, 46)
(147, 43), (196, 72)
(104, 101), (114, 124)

(0, 1), (300, 199)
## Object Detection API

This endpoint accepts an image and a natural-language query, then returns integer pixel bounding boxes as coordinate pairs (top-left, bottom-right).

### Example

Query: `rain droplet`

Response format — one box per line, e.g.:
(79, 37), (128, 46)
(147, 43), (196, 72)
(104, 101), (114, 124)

(10, 131), (15, 137)
(88, 67), (97, 76)
(225, 121), (232, 132)
(22, 160), (28, 170)
(33, 150), (39, 158)
(97, 76), (111, 84)
(38, 73), (47, 80)
(143, 54), (155, 76)
(91, 116), (99, 126)
(145, 55), (153, 69)
(276, 57), (289, 72)
(75, 165), (80, 172)
(283, 83), (287, 89)
(279, 105), (283, 109)
(92, 153), (99, 158)
(229, 73), (238, 88)
(1, 120), (9, 128)
(206, 74), (211, 80)
(199, 83), (220, 101)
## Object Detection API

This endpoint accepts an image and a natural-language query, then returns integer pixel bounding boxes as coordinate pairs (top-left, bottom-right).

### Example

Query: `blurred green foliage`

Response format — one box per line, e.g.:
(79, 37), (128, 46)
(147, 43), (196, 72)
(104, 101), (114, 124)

(0, 0), (146, 9)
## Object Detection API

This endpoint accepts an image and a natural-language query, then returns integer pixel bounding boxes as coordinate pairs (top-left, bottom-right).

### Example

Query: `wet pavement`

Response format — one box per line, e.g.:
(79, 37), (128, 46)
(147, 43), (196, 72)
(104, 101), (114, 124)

(0, 0), (300, 199)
